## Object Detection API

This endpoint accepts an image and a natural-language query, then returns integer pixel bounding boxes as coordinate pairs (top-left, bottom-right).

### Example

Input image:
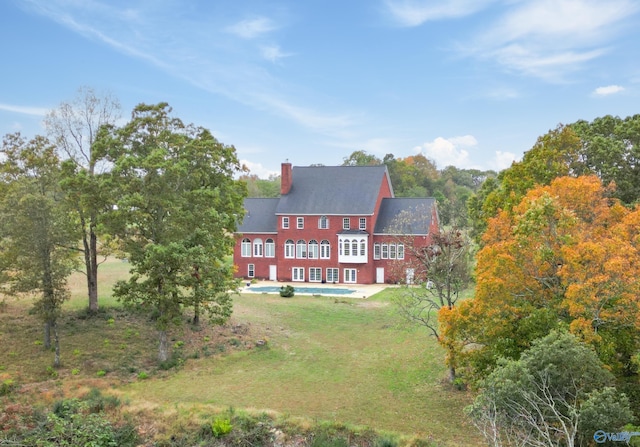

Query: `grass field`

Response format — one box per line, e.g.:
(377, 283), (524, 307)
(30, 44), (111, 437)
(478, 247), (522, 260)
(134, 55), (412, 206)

(0, 259), (482, 446)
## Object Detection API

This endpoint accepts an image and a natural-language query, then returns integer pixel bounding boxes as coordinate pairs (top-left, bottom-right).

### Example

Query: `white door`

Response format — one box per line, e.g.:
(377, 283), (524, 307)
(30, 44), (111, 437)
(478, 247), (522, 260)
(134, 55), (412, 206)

(269, 265), (277, 281)
(376, 267), (385, 284)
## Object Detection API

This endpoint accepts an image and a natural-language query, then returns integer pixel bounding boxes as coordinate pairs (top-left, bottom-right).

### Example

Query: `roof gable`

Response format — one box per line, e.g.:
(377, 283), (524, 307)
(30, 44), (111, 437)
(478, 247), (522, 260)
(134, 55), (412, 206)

(374, 197), (437, 235)
(237, 198), (279, 233)
(275, 165), (391, 215)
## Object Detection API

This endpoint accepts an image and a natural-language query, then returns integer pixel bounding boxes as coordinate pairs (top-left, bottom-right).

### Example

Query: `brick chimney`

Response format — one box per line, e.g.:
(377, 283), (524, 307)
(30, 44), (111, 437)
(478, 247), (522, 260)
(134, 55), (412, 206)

(281, 162), (292, 195)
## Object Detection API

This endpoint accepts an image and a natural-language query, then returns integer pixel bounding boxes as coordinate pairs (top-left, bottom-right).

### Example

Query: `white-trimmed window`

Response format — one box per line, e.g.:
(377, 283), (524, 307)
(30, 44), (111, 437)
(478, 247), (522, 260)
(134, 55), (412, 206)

(253, 238), (263, 257)
(248, 264), (255, 278)
(318, 215), (329, 229)
(285, 239), (295, 258)
(297, 217), (304, 229)
(320, 240), (331, 259)
(338, 236), (368, 263)
(373, 243), (381, 260)
(343, 217), (350, 230)
(296, 239), (307, 258)
(241, 238), (251, 257)
(344, 268), (357, 283)
(265, 238), (275, 257)
(309, 267), (322, 282)
(359, 218), (366, 230)
(382, 244), (389, 259)
(308, 240), (319, 259)
(389, 244), (396, 259)
(397, 244), (404, 260)
(282, 217), (289, 229)
(326, 268), (339, 283)
(292, 267), (304, 282)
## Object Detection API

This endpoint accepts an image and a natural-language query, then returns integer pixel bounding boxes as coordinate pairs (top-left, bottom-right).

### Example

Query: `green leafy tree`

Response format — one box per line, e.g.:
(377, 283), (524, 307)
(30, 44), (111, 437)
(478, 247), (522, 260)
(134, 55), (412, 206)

(44, 86), (121, 313)
(470, 115), (640, 244)
(0, 134), (77, 367)
(571, 114), (640, 205)
(468, 124), (582, 243)
(240, 173), (281, 197)
(342, 150), (382, 166)
(102, 103), (247, 362)
(467, 331), (632, 447)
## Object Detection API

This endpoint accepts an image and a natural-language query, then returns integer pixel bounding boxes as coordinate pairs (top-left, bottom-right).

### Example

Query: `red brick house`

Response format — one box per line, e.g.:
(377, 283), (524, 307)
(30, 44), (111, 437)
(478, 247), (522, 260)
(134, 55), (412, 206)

(233, 163), (439, 284)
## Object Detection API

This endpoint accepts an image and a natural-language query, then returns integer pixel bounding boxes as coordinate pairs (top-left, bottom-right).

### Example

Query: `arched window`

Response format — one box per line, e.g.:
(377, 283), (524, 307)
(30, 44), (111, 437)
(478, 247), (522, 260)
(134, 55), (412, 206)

(241, 238), (251, 257)
(351, 239), (358, 255)
(344, 240), (350, 256)
(285, 239), (295, 258)
(296, 239), (307, 258)
(318, 215), (329, 229)
(308, 240), (319, 259)
(360, 239), (366, 256)
(320, 240), (330, 259)
(253, 238), (263, 257)
(265, 238), (275, 257)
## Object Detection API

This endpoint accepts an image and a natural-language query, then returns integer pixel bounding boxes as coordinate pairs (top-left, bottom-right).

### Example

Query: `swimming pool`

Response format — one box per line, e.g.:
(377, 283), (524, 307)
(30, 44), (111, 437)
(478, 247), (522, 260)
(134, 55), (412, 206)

(246, 286), (356, 295)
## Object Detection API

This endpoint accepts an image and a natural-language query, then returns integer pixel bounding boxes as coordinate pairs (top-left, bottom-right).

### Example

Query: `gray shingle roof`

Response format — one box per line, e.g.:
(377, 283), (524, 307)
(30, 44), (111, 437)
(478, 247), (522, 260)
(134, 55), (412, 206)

(237, 198), (279, 233)
(374, 198), (437, 235)
(275, 165), (391, 215)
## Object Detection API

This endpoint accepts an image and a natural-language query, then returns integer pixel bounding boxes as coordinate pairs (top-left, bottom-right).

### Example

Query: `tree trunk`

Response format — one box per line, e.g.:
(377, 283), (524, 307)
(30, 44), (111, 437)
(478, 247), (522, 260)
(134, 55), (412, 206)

(448, 365), (456, 383)
(52, 321), (61, 368)
(158, 329), (169, 363)
(82, 214), (100, 313)
(44, 321), (51, 349)
(193, 303), (200, 326)
(88, 226), (99, 312)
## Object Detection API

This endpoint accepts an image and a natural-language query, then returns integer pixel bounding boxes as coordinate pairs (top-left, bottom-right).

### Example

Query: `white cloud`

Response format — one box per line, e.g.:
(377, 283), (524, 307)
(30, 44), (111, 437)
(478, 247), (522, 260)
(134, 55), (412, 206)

(240, 159), (279, 179)
(384, 0), (496, 26)
(414, 135), (478, 168)
(0, 103), (49, 116)
(466, 0), (640, 81)
(491, 150), (518, 171)
(226, 17), (277, 39)
(260, 45), (292, 63)
(593, 85), (625, 96)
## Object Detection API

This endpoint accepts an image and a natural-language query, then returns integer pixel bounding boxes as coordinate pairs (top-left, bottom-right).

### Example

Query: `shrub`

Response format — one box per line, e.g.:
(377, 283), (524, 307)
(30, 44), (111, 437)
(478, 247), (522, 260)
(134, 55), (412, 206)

(279, 285), (295, 298)
(0, 378), (17, 396)
(211, 416), (233, 438)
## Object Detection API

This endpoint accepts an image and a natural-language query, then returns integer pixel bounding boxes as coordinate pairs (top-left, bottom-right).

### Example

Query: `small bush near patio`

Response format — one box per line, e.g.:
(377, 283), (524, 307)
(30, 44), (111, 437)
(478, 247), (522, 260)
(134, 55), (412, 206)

(279, 285), (295, 297)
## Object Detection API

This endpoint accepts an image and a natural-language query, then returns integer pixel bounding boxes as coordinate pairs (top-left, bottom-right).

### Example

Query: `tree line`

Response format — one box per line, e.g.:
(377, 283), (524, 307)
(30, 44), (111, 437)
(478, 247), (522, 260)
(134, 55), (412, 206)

(0, 89), (247, 366)
(438, 116), (640, 445)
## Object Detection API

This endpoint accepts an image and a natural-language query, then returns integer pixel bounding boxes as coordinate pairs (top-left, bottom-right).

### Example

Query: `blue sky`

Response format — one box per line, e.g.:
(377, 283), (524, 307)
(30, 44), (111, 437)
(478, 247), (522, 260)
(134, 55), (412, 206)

(1, 0), (639, 177)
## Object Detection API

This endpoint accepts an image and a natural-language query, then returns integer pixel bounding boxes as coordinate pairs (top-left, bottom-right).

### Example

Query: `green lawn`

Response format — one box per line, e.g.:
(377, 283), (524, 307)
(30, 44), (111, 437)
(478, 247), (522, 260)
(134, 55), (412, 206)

(1, 260), (482, 446)
(122, 291), (481, 446)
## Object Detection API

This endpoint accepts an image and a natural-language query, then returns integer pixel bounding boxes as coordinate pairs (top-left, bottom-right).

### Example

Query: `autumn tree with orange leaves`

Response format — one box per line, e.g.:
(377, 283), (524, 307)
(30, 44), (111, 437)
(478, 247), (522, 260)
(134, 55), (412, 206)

(441, 175), (640, 383)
